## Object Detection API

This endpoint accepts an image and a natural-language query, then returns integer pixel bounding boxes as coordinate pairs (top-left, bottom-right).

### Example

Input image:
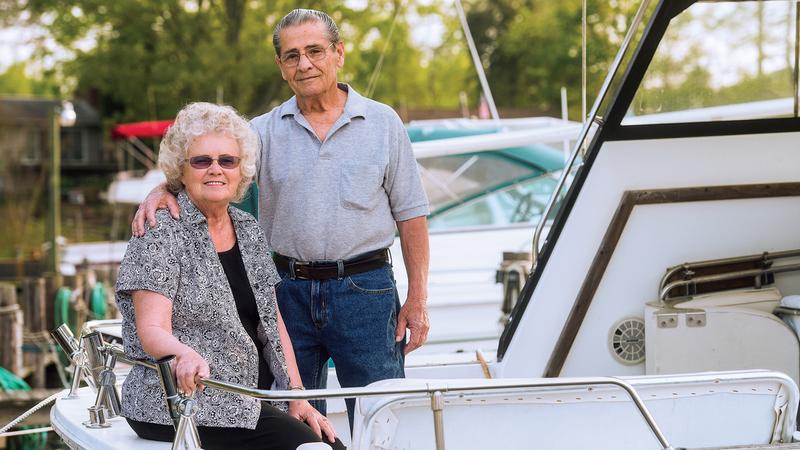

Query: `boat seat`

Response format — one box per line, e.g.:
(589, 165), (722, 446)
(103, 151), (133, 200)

(351, 371), (798, 450)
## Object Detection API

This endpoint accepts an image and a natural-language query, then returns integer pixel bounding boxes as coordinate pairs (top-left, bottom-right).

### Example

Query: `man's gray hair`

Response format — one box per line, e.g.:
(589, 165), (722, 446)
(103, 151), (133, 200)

(272, 9), (340, 56)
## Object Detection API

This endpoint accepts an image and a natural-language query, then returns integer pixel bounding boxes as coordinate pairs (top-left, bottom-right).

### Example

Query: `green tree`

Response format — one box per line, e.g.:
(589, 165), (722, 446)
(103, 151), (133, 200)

(4, 0), (475, 122)
(336, 0), (475, 113)
(487, 0), (639, 118)
(463, 0), (536, 69)
(45, 1), (293, 122)
(0, 62), (58, 97)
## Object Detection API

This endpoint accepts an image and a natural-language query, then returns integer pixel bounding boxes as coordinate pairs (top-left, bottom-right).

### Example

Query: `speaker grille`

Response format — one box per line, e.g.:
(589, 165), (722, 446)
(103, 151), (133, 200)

(610, 318), (646, 364)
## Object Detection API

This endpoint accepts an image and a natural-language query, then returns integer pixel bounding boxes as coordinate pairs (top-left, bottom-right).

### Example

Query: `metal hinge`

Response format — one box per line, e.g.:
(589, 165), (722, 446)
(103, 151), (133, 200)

(686, 312), (706, 328)
(656, 312), (678, 328)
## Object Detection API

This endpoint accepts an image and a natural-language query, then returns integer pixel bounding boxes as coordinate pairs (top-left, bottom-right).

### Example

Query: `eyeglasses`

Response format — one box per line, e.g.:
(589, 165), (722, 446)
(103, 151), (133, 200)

(188, 155), (241, 169)
(279, 43), (335, 68)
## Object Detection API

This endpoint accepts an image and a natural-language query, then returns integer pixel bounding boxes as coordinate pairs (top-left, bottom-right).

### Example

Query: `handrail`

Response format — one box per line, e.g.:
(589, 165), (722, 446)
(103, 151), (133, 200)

(531, 0), (654, 268)
(58, 327), (672, 449)
(658, 249), (800, 301)
(203, 376), (673, 450)
(660, 261), (800, 302)
(104, 346), (672, 449)
(658, 249), (800, 294)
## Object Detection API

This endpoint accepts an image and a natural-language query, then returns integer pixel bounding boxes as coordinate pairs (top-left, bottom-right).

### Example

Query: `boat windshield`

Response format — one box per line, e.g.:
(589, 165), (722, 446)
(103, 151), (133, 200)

(418, 143), (564, 217)
(624, 0), (799, 124)
(538, 0), (799, 255)
(428, 174), (557, 230)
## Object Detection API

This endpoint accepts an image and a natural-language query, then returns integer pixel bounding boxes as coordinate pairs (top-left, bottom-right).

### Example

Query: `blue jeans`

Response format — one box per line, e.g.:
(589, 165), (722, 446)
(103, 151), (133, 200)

(276, 263), (405, 427)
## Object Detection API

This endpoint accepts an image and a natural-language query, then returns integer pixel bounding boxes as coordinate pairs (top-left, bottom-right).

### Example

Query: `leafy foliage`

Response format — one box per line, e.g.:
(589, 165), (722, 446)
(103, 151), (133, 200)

(482, 0), (638, 118)
(3, 0), (476, 123)
(0, 62), (58, 97)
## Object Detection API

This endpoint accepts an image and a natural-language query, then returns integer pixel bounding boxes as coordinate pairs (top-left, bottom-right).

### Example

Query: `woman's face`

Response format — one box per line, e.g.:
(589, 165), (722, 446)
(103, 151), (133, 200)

(180, 133), (242, 210)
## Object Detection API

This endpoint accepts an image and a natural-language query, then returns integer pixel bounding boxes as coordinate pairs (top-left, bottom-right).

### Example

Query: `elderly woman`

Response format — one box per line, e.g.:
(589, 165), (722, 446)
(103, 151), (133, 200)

(115, 102), (344, 450)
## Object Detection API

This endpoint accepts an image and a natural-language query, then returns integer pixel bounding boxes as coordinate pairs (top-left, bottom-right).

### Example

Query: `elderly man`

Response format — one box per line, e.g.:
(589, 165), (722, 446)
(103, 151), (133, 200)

(134, 9), (430, 426)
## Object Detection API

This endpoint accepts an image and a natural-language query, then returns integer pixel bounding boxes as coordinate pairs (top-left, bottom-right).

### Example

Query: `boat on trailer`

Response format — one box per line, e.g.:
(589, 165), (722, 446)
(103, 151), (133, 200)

(46, 0), (800, 448)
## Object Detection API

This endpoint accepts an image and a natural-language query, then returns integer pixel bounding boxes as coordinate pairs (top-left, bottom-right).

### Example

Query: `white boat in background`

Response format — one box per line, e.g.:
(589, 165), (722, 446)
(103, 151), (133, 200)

(105, 170), (166, 206)
(45, 0), (800, 448)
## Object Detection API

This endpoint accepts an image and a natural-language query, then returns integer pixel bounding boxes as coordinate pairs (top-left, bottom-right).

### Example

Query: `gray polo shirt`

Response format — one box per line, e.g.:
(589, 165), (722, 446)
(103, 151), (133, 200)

(250, 84), (429, 261)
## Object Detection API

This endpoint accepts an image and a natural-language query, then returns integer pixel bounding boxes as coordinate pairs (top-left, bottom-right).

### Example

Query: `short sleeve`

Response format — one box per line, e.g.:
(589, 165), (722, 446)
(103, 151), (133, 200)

(115, 213), (181, 301)
(384, 115), (430, 221)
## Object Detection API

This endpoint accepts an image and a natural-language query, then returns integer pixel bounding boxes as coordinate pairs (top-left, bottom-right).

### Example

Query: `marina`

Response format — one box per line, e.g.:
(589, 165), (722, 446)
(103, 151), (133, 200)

(2, 0), (800, 448)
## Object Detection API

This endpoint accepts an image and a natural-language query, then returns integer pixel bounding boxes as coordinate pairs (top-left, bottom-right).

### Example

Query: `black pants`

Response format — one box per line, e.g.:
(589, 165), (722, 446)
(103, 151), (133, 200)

(126, 404), (346, 450)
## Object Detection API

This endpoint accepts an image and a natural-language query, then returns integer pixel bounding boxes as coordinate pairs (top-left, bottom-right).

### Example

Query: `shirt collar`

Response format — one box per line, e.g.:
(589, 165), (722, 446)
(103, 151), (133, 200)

(178, 190), (205, 224)
(177, 190), (255, 225)
(280, 83), (368, 120)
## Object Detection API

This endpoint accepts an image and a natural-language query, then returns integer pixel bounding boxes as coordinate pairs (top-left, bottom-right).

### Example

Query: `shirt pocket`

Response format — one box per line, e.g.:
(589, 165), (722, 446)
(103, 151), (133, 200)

(340, 164), (383, 211)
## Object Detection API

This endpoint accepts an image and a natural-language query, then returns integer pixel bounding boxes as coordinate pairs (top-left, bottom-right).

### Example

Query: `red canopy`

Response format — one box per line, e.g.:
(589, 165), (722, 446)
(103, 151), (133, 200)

(111, 120), (173, 140)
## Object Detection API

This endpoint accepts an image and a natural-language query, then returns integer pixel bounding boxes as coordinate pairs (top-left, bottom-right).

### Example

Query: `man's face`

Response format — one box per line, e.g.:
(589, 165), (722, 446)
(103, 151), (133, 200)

(276, 21), (344, 99)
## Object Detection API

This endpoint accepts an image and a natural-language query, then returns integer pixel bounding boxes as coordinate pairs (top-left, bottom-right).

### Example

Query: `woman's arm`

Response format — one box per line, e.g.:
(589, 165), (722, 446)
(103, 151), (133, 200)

(277, 308), (336, 442)
(132, 290), (209, 395)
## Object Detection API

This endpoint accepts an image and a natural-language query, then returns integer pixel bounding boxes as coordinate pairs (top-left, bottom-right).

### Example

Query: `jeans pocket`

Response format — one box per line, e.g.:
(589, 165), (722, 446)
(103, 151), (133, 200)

(346, 268), (394, 294)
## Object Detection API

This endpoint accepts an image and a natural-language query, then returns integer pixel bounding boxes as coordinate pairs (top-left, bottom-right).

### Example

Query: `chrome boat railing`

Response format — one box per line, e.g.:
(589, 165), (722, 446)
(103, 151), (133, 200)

(53, 322), (675, 450)
(658, 249), (800, 302)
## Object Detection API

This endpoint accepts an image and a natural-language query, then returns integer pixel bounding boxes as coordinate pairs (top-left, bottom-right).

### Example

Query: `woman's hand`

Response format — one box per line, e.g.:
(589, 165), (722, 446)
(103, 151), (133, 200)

(174, 348), (210, 396)
(289, 400), (337, 443)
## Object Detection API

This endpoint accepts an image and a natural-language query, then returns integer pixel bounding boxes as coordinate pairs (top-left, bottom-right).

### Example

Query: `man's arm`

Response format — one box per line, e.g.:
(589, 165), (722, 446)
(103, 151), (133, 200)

(131, 183), (181, 237)
(395, 215), (430, 354)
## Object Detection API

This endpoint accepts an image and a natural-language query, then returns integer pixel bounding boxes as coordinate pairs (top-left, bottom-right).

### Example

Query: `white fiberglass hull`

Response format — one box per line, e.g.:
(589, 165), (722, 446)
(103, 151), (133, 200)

(51, 370), (800, 450)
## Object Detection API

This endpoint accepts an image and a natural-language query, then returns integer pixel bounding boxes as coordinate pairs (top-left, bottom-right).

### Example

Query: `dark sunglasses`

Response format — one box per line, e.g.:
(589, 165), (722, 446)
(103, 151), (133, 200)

(188, 155), (241, 169)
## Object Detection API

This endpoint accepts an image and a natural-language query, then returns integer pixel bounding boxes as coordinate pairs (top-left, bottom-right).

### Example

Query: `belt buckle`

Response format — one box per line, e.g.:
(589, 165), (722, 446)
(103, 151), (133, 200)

(292, 260), (314, 280)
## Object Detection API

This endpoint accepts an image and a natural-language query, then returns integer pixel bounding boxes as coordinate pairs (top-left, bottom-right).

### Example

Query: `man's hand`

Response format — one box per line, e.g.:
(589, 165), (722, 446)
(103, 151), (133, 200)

(131, 183), (180, 237)
(395, 298), (429, 354)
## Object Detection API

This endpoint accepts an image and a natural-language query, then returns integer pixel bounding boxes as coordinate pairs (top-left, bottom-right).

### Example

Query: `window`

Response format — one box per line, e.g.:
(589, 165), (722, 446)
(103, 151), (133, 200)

(62, 128), (88, 163)
(428, 175), (558, 230)
(419, 153), (541, 212)
(624, 1), (797, 125)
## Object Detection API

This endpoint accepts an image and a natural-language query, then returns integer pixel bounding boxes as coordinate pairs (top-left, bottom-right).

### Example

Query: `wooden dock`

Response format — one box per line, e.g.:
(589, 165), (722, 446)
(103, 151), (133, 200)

(0, 279), (58, 389)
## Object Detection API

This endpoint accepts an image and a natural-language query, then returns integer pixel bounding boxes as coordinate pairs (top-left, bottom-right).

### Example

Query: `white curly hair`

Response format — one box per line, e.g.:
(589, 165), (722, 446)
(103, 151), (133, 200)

(158, 102), (258, 202)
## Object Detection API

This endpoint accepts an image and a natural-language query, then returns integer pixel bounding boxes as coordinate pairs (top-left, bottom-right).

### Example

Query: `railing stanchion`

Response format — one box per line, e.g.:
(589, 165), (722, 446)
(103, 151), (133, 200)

(155, 356), (202, 450)
(431, 390), (446, 450)
(52, 324), (93, 399)
(67, 352), (87, 398)
(51, 323), (99, 397)
(81, 332), (105, 389)
(155, 356), (181, 426)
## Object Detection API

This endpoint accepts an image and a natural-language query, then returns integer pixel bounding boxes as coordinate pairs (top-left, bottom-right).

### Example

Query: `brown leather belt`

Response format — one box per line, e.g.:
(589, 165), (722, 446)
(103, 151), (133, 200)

(273, 249), (389, 280)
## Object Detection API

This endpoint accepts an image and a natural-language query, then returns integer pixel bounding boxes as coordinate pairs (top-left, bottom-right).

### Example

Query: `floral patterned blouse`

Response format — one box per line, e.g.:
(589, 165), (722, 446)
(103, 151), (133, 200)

(115, 191), (288, 429)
